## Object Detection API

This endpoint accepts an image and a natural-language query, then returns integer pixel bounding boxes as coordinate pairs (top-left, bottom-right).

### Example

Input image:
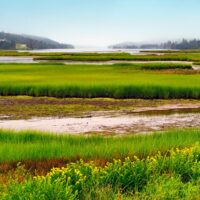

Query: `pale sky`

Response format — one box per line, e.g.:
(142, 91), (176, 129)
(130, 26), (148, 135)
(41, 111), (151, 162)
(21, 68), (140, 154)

(1, 0), (200, 46)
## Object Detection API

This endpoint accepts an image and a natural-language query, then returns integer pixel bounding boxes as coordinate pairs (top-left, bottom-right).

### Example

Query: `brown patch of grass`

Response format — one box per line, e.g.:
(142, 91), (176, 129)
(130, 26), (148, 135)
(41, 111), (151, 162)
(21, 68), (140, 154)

(0, 148), (177, 176)
(149, 69), (200, 74)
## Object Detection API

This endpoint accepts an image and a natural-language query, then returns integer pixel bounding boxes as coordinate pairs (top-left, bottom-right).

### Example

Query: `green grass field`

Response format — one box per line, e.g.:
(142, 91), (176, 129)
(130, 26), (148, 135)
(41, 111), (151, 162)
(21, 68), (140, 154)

(0, 56), (199, 199)
(33, 52), (200, 62)
(0, 63), (200, 99)
(0, 129), (199, 162)
(2, 50), (200, 62)
(141, 50), (200, 53)
(0, 129), (199, 199)
(1, 145), (199, 200)
(0, 50), (129, 57)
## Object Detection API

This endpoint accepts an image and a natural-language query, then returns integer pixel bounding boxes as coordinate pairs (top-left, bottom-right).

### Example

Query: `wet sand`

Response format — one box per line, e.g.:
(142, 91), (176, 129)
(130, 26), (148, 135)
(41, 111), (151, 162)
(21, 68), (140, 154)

(0, 112), (199, 135)
(0, 97), (200, 134)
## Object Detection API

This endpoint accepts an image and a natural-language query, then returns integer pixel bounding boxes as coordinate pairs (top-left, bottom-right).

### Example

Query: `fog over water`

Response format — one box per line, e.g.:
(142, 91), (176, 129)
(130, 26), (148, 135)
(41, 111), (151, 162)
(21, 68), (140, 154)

(27, 47), (143, 54)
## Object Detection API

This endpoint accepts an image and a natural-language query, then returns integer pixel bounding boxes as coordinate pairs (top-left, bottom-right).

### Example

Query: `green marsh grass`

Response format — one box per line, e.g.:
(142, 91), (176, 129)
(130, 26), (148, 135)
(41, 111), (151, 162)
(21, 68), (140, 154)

(0, 51), (129, 57)
(2, 50), (200, 62)
(193, 62), (200, 65)
(113, 62), (192, 70)
(0, 63), (199, 99)
(34, 52), (200, 62)
(141, 49), (200, 53)
(0, 129), (199, 162)
(0, 134), (199, 199)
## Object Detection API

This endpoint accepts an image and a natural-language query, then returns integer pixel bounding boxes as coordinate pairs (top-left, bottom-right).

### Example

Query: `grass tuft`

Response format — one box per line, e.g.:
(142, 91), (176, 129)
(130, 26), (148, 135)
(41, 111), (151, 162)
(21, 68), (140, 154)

(0, 129), (199, 162)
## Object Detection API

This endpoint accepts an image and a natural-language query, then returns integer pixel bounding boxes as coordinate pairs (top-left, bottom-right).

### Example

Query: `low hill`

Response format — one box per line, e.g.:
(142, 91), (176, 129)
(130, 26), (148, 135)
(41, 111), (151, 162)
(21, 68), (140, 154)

(110, 39), (200, 50)
(0, 32), (74, 50)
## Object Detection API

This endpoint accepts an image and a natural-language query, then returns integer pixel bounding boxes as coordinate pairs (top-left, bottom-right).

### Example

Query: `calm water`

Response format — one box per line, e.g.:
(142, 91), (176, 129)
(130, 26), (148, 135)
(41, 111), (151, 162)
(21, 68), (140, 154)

(25, 47), (147, 54)
(0, 48), (156, 63)
(0, 56), (36, 63)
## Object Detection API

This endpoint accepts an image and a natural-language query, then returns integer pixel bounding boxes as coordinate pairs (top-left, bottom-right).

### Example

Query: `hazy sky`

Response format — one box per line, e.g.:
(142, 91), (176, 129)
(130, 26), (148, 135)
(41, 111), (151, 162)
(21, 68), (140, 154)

(1, 0), (200, 46)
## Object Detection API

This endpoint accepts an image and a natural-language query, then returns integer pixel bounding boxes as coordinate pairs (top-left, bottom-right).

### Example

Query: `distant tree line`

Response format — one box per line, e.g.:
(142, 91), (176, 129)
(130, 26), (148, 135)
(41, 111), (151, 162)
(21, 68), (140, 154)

(111, 39), (200, 50)
(0, 32), (74, 50)
(162, 39), (200, 49)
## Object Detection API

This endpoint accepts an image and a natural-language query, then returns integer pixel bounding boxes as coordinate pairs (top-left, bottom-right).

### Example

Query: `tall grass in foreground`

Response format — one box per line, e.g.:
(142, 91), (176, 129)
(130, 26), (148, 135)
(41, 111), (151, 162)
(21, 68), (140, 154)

(0, 129), (199, 162)
(1, 144), (199, 199)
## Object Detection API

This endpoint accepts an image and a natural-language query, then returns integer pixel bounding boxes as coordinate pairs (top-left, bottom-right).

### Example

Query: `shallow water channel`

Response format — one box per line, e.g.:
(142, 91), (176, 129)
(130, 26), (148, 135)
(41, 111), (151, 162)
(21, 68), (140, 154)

(0, 112), (199, 135)
(0, 56), (36, 63)
(0, 56), (196, 67)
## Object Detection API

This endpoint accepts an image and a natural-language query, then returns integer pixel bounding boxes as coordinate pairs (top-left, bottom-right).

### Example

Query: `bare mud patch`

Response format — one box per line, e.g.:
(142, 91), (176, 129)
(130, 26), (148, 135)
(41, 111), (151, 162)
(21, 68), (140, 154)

(0, 112), (199, 135)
